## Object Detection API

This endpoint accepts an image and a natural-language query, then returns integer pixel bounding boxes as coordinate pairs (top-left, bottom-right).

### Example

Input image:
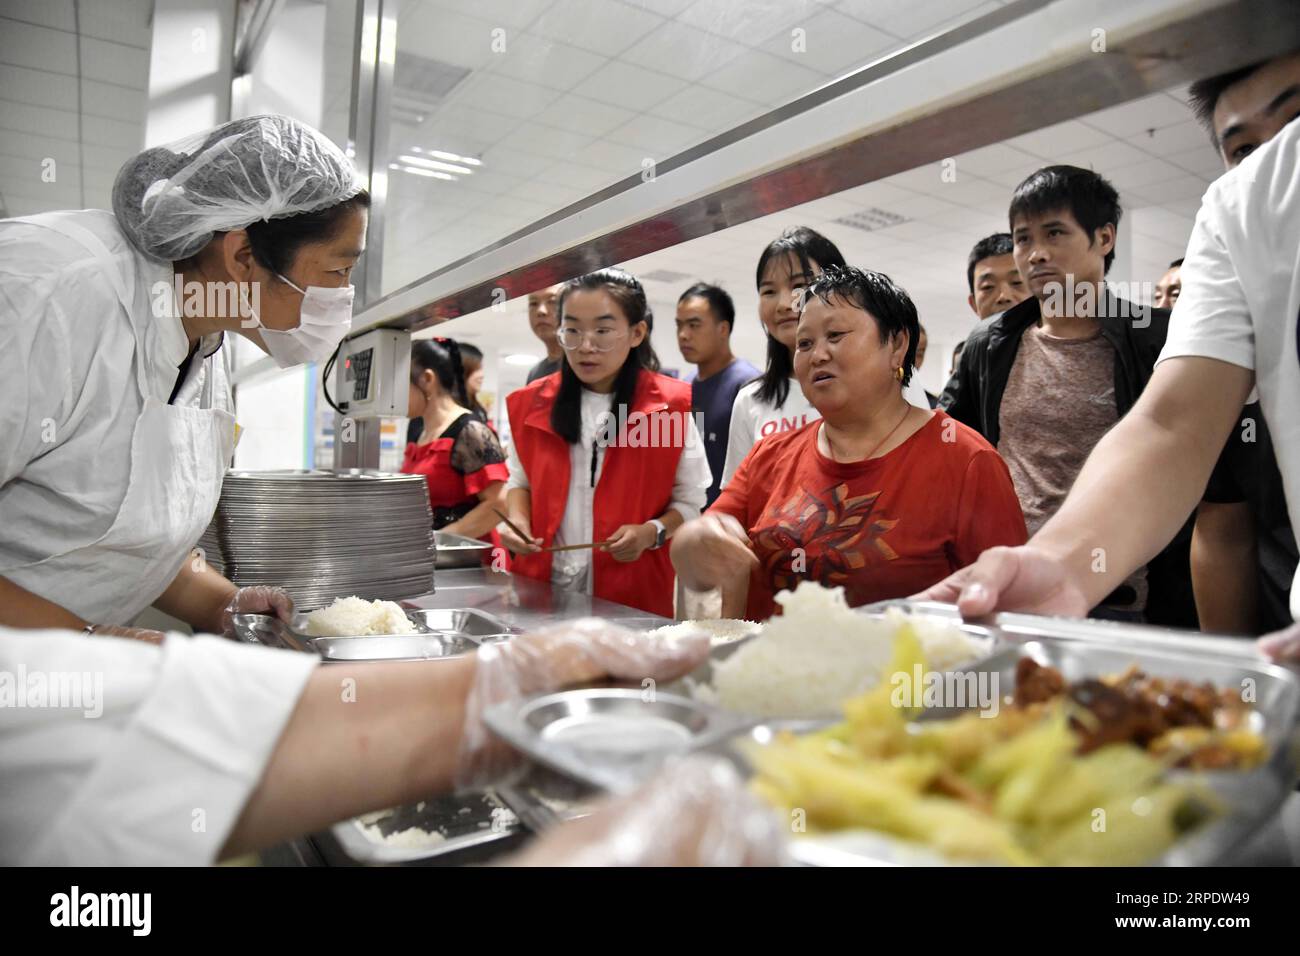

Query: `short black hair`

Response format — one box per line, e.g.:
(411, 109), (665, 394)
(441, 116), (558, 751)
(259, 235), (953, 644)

(1009, 165), (1122, 275)
(1169, 257), (1184, 269)
(803, 266), (920, 387)
(678, 282), (736, 330)
(1188, 60), (1270, 142)
(966, 232), (1013, 292)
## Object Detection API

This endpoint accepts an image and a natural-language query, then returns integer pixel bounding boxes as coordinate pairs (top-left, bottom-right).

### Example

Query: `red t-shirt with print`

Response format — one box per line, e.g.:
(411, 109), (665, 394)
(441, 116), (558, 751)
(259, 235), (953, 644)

(710, 411), (1027, 621)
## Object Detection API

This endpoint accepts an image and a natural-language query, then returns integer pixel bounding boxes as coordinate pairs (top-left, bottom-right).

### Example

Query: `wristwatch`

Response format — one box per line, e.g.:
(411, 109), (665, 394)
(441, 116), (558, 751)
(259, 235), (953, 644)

(648, 519), (667, 550)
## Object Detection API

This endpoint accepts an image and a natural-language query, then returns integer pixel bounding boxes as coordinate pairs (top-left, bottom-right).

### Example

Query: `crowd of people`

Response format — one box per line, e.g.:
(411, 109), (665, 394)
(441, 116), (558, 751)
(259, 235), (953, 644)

(5, 47), (1300, 867)
(401, 49), (1300, 639)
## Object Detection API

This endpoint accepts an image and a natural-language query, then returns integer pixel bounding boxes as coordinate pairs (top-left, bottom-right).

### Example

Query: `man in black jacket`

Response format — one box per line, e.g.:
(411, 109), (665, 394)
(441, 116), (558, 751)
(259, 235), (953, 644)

(940, 165), (1195, 626)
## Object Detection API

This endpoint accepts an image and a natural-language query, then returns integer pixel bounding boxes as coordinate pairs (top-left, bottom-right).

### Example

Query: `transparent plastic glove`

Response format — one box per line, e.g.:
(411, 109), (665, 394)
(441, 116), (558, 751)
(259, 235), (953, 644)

(221, 586), (295, 638)
(92, 625), (166, 645)
(455, 618), (709, 791)
(1259, 622), (1300, 664)
(504, 755), (790, 867)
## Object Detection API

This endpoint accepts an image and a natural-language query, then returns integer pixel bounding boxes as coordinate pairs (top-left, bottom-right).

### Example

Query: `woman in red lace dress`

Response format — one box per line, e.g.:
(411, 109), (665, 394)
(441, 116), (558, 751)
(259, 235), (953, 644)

(401, 339), (508, 556)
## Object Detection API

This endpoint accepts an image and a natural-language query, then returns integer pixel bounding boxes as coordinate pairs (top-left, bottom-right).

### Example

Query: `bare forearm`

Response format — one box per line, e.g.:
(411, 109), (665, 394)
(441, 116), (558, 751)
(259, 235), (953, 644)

(152, 553), (238, 634)
(445, 484), (507, 540)
(221, 656), (478, 858)
(0, 576), (87, 630)
(1031, 358), (1250, 608)
(1191, 502), (1259, 635)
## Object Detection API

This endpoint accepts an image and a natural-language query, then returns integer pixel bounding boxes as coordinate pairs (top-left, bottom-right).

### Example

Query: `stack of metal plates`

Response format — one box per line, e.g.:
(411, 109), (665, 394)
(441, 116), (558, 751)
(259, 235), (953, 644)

(201, 469), (434, 610)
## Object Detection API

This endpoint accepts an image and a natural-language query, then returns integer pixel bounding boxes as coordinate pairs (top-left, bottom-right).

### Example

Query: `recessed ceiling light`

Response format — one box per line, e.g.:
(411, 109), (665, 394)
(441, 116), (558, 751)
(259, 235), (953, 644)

(399, 153), (473, 175)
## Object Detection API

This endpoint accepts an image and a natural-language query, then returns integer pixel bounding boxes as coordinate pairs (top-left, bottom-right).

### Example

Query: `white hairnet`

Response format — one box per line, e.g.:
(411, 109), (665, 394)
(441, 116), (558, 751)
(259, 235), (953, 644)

(112, 114), (364, 262)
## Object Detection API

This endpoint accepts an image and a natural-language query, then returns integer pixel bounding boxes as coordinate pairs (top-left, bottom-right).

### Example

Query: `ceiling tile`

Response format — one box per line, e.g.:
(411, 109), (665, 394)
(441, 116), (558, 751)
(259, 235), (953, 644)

(486, 33), (608, 91)
(418, 0), (553, 29)
(698, 49), (826, 106)
(447, 71), (563, 120)
(1079, 93), (1187, 139)
(1003, 119), (1113, 159)
(75, 0), (152, 48)
(0, 100), (79, 140)
(1132, 119), (1215, 157)
(396, 5), (504, 71)
(1054, 139), (1153, 172)
(951, 142), (1043, 177)
(490, 121), (596, 162)
(0, 18), (78, 74)
(674, 0), (813, 46)
(1105, 157), (1188, 189)
(0, 63), (78, 111)
(762, 6), (896, 76)
(566, 138), (647, 174)
(79, 36), (149, 89)
(836, 0), (988, 38)
(570, 59), (690, 112)
(530, 0), (666, 55)
(606, 113), (708, 155)
(622, 20), (750, 82)
(646, 84), (763, 131)
(533, 93), (638, 138)
(615, 0), (699, 16)
(1124, 174), (1210, 206)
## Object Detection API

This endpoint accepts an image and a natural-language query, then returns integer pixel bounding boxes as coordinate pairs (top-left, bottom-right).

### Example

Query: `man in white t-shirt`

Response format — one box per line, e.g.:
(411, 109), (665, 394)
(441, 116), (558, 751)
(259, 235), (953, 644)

(919, 50), (1300, 662)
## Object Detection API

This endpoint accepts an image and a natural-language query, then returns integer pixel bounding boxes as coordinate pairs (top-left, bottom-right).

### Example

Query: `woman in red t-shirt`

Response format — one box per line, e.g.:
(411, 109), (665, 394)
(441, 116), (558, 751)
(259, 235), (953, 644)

(672, 266), (1027, 621)
(401, 338), (509, 545)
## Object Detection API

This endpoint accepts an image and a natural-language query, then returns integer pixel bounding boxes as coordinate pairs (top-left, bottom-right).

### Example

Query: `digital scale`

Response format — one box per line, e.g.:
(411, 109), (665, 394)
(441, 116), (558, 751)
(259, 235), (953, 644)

(333, 327), (412, 470)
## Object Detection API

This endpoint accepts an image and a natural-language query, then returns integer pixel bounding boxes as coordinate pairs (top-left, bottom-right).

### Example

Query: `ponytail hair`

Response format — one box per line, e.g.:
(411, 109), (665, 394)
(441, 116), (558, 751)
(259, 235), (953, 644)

(410, 337), (470, 407)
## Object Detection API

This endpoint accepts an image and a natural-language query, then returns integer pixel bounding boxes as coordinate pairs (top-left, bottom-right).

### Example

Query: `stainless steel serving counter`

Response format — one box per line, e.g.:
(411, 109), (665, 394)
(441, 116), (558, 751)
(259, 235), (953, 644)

(403, 566), (674, 633)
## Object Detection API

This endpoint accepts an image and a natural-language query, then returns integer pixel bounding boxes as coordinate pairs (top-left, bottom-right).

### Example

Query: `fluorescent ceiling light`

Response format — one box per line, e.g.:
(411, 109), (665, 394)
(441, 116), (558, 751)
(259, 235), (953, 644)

(408, 146), (483, 167)
(399, 153), (473, 175)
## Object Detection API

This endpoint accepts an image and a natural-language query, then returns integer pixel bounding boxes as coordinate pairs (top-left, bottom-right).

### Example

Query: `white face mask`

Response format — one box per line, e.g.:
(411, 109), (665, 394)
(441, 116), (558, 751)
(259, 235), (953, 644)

(248, 274), (354, 368)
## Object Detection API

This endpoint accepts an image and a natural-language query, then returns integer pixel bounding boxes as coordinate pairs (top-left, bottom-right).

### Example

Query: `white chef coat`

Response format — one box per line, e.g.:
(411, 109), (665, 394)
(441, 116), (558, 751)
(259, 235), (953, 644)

(0, 627), (317, 866)
(720, 375), (931, 487)
(1157, 117), (1300, 620)
(0, 209), (232, 622)
(505, 387), (711, 592)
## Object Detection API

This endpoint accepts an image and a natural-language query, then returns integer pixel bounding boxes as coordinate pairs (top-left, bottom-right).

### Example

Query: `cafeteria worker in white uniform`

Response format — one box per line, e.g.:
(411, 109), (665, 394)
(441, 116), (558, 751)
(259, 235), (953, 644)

(0, 115), (367, 642)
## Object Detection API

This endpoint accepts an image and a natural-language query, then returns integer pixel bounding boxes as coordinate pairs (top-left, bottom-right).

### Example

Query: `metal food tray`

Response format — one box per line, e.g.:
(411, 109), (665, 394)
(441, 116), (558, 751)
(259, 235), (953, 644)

(231, 606), (519, 662)
(484, 687), (756, 794)
(435, 531), (494, 569)
(701, 606), (1300, 867)
(321, 790), (523, 865)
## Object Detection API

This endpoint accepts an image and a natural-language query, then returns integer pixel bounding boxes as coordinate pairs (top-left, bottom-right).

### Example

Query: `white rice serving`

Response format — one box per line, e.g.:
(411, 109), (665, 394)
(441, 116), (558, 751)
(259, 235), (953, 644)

(648, 619), (761, 645)
(304, 596), (418, 637)
(696, 581), (987, 718)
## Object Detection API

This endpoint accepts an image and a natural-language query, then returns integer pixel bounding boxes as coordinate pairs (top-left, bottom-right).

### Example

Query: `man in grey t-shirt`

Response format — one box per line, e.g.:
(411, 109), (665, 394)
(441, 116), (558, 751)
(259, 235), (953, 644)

(525, 283), (565, 383)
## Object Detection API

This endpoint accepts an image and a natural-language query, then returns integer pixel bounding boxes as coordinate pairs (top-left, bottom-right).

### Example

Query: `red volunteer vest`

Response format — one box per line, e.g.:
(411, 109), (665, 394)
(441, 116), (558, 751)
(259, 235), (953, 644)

(505, 370), (692, 617)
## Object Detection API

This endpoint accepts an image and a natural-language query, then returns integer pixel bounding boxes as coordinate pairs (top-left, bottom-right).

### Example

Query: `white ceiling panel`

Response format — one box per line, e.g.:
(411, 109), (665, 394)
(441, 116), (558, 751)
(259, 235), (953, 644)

(836, 0), (988, 38)
(699, 48), (826, 105)
(531, 160), (620, 190)
(615, 0), (700, 18)
(419, 103), (520, 151)
(396, 6), (502, 70)
(0, 63), (78, 111)
(1138, 119), (1216, 157)
(606, 112), (707, 154)
(79, 36), (150, 89)
(564, 137), (647, 173)
(80, 114), (145, 152)
(569, 59), (689, 112)
(75, 0), (153, 47)
(1053, 139), (1155, 173)
(1005, 119), (1114, 158)
(486, 34), (608, 92)
(449, 70), (564, 120)
(622, 19), (750, 82)
(419, 0), (553, 30)
(0, 0), (75, 31)
(530, 0), (666, 55)
(646, 83), (762, 130)
(1079, 93), (1187, 139)
(765, 5), (896, 75)
(674, 0), (814, 46)
(0, 18), (78, 74)
(533, 92), (637, 137)
(0, 100), (79, 140)
(81, 81), (149, 125)
(490, 120), (595, 161)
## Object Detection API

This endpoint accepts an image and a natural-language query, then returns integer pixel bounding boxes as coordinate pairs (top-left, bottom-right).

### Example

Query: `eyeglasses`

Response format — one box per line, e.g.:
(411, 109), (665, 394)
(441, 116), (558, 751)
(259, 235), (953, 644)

(558, 327), (626, 352)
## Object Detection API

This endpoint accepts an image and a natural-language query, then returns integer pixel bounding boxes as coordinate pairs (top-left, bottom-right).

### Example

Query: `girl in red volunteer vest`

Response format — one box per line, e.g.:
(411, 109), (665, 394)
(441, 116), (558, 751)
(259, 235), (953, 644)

(401, 338), (509, 560)
(501, 269), (711, 616)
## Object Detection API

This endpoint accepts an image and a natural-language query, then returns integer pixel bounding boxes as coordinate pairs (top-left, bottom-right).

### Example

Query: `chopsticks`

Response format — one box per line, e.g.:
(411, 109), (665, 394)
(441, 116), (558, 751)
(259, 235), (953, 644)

(494, 508), (607, 553)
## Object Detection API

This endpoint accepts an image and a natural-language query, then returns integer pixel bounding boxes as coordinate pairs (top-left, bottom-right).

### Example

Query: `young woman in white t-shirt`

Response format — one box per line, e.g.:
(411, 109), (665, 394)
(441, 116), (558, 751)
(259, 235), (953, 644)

(722, 226), (929, 487)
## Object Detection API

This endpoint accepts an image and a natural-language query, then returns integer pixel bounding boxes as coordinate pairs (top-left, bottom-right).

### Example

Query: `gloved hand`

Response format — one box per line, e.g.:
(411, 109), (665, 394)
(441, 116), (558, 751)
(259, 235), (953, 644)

(1259, 622), (1300, 664)
(455, 618), (709, 791)
(91, 625), (167, 645)
(504, 755), (789, 866)
(221, 586), (295, 638)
